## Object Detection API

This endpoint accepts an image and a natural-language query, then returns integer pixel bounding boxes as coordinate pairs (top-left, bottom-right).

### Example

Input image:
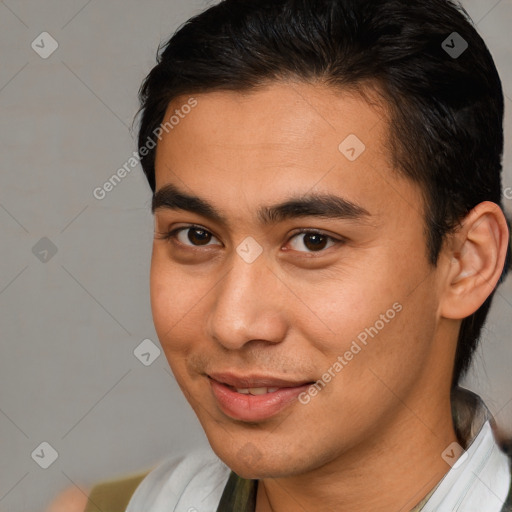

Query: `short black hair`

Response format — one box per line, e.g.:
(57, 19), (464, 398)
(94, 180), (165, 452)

(137, 0), (511, 387)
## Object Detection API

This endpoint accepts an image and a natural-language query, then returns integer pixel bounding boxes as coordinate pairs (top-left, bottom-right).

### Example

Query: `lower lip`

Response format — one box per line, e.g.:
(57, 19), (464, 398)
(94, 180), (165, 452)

(209, 378), (312, 422)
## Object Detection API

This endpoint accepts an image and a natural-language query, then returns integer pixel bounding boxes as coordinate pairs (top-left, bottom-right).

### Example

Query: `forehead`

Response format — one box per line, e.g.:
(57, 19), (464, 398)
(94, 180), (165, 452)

(157, 82), (386, 164)
(153, 82), (423, 226)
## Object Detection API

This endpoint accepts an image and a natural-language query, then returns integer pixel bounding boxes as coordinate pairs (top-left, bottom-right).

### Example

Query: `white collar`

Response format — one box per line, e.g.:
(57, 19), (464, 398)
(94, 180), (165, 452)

(420, 387), (511, 511)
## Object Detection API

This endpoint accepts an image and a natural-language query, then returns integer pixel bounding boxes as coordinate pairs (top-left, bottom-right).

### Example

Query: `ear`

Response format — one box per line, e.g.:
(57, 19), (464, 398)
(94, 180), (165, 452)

(439, 201), (509, 320)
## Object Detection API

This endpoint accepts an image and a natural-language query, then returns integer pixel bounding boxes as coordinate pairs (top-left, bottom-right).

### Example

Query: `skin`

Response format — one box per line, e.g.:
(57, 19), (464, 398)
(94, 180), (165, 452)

(45, 487), (88, 512)
(148, 81), (509, 512)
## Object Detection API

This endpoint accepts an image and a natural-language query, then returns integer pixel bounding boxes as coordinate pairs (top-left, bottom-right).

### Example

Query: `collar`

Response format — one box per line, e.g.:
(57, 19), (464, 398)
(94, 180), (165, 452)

(418, 386), (511, 511)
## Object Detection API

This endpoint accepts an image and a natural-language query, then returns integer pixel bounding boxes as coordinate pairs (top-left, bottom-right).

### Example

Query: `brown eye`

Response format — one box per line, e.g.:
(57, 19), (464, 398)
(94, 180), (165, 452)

(174, 226), (221, 247)
(303, 233), (328, 251)
(288, 231), (338, 253)
(188, 228), (212, 245)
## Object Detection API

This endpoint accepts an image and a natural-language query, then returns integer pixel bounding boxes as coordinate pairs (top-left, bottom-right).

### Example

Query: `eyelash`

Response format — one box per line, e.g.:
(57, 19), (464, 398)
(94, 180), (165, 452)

(155, 225), (211, 245)
(155, 224), (344, 253)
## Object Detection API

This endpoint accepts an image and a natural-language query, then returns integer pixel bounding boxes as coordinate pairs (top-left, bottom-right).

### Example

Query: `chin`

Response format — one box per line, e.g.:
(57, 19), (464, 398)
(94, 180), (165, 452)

(208, 438), (311, 479)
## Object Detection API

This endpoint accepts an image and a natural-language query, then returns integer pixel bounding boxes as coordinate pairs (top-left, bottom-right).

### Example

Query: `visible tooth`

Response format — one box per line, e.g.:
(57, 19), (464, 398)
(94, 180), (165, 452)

(235, 387), (280, 395)
(249, 387), (269, 395)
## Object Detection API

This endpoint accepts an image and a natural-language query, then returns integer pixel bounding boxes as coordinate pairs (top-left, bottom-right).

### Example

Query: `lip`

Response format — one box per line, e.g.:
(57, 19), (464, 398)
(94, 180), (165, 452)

(207, 372), (314, 422)
(207, 372), (312, 389)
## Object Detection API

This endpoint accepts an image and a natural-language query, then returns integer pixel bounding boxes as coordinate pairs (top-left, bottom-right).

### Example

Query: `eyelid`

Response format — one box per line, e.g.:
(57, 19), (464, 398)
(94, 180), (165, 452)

(283, 228), (346, 254)
(155, 223), (223, 246)
(287, 228), (345, 243)
(288, 227), (344, 239)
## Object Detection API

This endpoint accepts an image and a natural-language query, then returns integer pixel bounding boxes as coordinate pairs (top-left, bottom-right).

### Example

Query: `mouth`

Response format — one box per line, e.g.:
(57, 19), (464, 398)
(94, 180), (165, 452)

(207, 372), (315, 422)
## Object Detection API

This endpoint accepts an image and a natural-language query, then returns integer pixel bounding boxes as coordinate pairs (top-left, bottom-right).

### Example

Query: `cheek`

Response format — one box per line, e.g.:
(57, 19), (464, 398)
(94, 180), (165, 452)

(149, 248), (203, 348)
(287, 261), (398, 350)
(292, 247), (434, 373)
(327, 275), (438, 398)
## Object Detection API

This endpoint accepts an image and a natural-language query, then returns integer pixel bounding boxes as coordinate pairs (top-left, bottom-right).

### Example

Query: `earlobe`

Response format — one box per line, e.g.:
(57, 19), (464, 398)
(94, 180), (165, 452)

(440, 201), (509, 320)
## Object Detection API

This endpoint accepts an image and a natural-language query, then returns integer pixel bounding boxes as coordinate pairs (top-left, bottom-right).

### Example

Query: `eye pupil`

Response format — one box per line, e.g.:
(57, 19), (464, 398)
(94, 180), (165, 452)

(188, 228), (211, 245)
(304, 233), (327, 251)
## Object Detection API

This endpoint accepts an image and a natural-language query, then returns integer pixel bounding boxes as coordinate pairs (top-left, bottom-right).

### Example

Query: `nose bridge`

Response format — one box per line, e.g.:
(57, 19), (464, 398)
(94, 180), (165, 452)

(206, 251), (286, 350)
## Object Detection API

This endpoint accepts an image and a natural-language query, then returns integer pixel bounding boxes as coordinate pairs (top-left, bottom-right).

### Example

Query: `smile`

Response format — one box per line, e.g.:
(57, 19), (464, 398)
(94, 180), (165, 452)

(207, 373), (314, 422)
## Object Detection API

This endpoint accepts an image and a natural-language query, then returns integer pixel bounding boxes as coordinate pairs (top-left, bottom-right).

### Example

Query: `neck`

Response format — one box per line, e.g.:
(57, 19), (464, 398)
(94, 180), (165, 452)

(256, 388), (458, 512)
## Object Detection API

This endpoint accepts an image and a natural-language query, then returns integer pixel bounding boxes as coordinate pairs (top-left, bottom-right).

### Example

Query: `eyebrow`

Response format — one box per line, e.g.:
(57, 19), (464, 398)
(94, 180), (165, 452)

(152, 183), (371, 225)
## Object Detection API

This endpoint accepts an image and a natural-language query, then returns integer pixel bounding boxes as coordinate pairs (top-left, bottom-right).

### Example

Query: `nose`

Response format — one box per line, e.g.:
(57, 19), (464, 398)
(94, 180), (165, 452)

(206, 251), (288, 351)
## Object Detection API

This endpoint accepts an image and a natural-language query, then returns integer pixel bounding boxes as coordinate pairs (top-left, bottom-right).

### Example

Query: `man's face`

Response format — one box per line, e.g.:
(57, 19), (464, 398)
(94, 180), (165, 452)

(150, 82), (450, 478)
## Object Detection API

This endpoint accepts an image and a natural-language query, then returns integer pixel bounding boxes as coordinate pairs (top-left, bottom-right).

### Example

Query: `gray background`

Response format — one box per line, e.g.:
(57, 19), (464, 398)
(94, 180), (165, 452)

(0, 1), (510, 511)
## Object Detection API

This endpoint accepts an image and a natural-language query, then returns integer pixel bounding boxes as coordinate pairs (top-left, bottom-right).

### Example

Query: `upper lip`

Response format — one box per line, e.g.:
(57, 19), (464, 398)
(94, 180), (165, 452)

(208, 372), (314, 389)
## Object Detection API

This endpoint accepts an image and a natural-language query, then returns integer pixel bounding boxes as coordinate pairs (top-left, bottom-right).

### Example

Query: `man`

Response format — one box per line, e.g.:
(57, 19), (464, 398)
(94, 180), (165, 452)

(50, 0), (512, 510)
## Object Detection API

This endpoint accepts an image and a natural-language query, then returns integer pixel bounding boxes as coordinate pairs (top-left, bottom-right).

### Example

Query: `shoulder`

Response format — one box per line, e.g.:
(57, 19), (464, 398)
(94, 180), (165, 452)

(126, 447), (231, 512)
(84, 469), (152, 512)
(497, 440), (512, 512)
(47, 448), (231, 512)
(47, 467), (156, 512)
(496, 435), (512, 512)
